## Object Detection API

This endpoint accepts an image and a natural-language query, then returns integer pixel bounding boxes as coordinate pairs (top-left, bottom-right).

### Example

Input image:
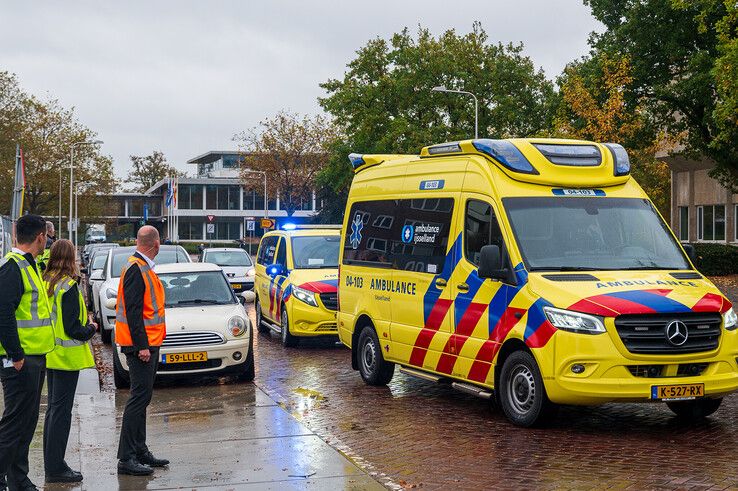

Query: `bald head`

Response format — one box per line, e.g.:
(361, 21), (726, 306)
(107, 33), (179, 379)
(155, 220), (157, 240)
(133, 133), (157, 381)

(136, 225), (160, 259)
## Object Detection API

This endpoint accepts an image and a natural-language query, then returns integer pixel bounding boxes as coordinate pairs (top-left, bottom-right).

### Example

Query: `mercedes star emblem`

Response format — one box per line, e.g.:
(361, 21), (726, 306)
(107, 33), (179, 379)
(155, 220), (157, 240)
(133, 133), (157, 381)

(665, 320), (689, 346)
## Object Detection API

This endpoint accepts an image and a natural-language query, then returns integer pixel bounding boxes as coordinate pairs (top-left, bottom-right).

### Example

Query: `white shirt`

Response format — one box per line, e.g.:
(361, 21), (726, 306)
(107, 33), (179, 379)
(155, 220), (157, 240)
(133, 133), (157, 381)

(137, 250), (156, 269)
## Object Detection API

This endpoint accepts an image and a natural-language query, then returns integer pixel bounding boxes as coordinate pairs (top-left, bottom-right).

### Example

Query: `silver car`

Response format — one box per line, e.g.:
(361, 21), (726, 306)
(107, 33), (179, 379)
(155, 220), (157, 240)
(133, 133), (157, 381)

(200, 248), (255, 293)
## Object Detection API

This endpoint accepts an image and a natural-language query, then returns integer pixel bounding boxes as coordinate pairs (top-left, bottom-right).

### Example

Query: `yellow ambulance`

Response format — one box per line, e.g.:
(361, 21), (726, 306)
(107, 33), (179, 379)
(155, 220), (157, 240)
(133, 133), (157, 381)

(338, 138), (738, 426)
(254, 226), (341, 347)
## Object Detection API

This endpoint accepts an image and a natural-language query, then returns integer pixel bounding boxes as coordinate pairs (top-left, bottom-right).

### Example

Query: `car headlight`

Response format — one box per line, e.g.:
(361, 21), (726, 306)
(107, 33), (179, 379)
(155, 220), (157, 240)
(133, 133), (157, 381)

(246, 268), (255, 277)
(292, 285), (318, 307)
(543, 306), (606, 334)
(724, 307), (737, 331)
(228, 316), (247, 337)
(105, 287), (117, 299)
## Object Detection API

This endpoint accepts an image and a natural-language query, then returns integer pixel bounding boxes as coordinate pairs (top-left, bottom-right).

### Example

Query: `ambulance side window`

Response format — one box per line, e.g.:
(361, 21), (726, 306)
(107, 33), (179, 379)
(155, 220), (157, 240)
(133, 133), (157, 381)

(276, 237), (287, 267)
(464, 199), (503, 267)
(258, 236), (278, 265)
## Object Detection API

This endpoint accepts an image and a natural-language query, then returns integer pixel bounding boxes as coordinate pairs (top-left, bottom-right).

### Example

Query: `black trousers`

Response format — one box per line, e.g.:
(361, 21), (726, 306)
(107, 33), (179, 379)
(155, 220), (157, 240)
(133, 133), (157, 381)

(117, 347), (159, 461)
(0, 355), (46, 490)
(43, 369), (80, 475)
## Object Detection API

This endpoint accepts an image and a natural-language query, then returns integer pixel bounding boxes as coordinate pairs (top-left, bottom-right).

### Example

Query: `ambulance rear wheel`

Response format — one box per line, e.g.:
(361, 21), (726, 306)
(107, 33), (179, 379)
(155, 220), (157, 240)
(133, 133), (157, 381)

(666, 398), (722, 419)
(255, 299), (270, 334)
(499, 351), (558, 427)
(357, 325), (394, 386)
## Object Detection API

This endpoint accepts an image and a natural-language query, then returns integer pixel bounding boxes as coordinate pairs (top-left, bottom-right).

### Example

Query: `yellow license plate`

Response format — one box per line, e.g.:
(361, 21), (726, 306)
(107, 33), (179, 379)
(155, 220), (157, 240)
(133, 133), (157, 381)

(651, 383), (704, 400)
(231, 284), (242, 290)
(162, 352), (207, 364)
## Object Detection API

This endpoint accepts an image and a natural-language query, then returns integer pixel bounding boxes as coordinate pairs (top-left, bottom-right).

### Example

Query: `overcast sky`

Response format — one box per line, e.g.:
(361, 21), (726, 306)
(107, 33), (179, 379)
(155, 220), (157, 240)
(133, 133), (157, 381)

(0, 1), (601, 180)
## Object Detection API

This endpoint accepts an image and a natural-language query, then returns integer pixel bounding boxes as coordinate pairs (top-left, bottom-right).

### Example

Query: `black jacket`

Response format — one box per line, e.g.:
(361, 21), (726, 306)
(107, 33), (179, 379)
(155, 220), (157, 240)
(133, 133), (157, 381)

(60, 283), (96, 343)
(121, 252), (151, 353)
(0, 252), (36, 361)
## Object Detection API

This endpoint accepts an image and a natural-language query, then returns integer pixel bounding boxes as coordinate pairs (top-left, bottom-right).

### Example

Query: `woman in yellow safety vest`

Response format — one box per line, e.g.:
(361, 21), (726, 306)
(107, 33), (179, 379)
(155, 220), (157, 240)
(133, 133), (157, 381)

(41, 239), (97, 484)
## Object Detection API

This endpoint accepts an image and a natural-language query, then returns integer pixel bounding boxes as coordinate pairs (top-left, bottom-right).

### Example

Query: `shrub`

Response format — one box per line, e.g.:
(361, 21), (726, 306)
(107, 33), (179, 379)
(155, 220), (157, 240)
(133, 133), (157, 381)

(692, 243), (738, 276)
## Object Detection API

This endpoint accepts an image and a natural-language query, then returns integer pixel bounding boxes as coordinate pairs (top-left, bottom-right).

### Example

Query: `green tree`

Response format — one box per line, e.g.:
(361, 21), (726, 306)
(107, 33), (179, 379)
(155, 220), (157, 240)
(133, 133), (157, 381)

(584, 0), (738, 190)
(0, 71), (116, 218)
(234, 111), (336, 217)
(125, 151), (184, 193)
(316, 23), (556, 222)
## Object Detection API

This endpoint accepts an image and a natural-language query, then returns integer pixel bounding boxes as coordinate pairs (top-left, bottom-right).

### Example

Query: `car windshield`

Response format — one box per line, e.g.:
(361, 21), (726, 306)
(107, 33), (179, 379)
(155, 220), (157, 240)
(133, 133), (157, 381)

(291, 235), (340, 269)
(504, 197), (691, 271)
(91, 254), (107, 269)
(159, 271), (235, 307)
(111, 249), (189, 278)
(204, 250), (253, 267)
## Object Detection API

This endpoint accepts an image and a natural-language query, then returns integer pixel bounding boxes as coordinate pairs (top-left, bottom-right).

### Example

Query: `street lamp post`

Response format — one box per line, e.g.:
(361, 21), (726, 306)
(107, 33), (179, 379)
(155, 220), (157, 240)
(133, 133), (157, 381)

(68, 140), (103, 242)
(431, 86), (479, 139)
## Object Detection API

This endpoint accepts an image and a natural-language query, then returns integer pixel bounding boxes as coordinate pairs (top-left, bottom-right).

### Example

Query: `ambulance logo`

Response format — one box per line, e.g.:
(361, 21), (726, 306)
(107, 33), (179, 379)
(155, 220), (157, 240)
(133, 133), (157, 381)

(402, 225), (414, 244)
(350, 214), (363, 249)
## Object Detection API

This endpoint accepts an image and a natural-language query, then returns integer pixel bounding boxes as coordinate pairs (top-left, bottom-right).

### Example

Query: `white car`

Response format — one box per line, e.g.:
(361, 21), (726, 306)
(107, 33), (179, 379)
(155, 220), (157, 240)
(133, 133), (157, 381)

(86, 250), (109, 315)
(96, 245), (191, 343)
(200, 247), (255, 292)
(109, 262), (253, 388)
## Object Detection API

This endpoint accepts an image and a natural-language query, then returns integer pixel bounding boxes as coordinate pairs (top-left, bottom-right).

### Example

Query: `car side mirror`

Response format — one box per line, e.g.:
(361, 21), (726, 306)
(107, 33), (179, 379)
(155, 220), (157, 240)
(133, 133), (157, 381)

(104, 297), (117, 310)
(682, 243), (697, 263)
(478, 245), (508, 281)
(90, 270), (103, 281)
(267, 263), (286, 277)
(237, 295), (246, 305)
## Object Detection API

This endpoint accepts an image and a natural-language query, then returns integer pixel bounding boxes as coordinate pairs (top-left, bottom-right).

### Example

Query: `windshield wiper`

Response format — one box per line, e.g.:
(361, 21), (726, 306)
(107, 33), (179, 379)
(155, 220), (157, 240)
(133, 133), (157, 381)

(172, 299), (226, 305)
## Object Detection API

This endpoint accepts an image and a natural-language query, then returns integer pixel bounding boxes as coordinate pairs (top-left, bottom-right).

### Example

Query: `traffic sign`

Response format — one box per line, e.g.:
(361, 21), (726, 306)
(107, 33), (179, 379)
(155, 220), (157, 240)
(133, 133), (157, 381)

(206, 223), (215, 234)
(261, 218), (275, 229)
(207, 215), (216, 223)
(246, 220), (255, 232)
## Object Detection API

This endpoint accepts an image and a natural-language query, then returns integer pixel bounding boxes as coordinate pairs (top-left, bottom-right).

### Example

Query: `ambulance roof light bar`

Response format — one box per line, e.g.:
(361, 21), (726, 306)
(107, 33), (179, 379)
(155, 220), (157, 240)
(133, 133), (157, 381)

(604, 143), (631, 176)
(472, 139), (539, 175)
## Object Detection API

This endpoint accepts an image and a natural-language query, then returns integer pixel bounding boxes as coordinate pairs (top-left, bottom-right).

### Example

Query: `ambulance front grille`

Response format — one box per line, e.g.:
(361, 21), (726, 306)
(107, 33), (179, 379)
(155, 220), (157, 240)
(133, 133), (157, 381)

(615, 313), (721, 354)
(319, 293), (338, 311)
(162, 331), (225, 348)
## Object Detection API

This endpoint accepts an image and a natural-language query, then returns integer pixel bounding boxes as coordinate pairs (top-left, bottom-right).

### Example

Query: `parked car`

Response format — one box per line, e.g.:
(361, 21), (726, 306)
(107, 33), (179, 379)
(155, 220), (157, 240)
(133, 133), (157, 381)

(96, 245), (191, 343)
(84, 249), (110, 311)
(200, 247), (255, 292)
(108, 262), (253, 388)
(82, 242), (118, 267)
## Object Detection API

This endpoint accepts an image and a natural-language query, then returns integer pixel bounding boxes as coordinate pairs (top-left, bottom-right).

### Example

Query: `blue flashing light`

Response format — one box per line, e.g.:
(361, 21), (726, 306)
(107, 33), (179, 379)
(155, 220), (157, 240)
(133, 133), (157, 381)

(348, 153), (365, 169)
(472, 139), (538, 175)
(604, 143), (630, 176)
(282, 223), (297, 230)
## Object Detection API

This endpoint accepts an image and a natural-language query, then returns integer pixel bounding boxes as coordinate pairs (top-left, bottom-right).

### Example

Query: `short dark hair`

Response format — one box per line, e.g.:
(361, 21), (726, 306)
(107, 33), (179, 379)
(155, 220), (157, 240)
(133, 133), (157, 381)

(16, 215), (47, 245)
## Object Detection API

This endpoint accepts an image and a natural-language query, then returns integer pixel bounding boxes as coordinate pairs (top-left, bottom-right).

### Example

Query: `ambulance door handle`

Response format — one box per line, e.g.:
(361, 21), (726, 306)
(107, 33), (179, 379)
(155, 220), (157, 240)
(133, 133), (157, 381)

(435, 278), (447, 288)
(457, 283), (469, 293)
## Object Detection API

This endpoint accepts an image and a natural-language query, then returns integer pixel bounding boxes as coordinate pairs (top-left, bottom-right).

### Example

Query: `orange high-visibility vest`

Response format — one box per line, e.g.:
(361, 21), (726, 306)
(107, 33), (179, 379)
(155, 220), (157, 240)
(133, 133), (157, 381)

(115, 255), (166, 347)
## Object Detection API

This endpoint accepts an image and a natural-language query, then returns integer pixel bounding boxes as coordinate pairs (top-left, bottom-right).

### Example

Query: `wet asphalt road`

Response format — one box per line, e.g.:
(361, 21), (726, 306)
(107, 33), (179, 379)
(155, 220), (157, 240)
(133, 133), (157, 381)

(94, 291), (738, 491)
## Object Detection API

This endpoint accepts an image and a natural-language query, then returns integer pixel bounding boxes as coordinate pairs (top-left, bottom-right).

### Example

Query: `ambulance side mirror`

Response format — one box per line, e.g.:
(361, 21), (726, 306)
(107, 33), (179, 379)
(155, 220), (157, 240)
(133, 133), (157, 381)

(478, 245), (508, 282)
(682, 243), (697, 264)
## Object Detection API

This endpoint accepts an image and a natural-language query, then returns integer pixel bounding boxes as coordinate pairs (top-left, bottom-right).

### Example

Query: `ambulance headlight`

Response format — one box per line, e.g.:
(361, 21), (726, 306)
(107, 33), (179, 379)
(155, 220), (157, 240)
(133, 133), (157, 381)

(228, 316), (247, 337)
(724, 307), (737, 331)
(292, 286), (318, 307)
(543, 307), (606, 334)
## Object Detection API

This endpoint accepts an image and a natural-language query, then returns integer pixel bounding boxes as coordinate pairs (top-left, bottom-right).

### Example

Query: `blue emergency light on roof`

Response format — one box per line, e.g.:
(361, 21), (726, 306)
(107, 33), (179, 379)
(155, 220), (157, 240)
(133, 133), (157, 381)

(604, 143), (630, 176)
(533, 144), (602, 166)
(348, 153), (365, 169)
(472, 139), (538, 175)
(282, 223), (296, 230)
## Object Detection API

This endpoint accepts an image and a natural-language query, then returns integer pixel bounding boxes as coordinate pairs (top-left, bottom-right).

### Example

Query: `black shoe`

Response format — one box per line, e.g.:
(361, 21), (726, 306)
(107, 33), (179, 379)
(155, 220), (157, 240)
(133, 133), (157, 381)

(137, 451), (169, 468)
(117, 458), (153, 476)
(46, 469), (83, 483)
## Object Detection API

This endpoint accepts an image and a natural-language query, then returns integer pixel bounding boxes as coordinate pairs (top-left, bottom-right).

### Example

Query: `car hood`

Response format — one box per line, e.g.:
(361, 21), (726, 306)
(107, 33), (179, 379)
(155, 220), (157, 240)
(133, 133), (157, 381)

(290, 269), (339, 293)
(526, 270), (732, 316)
(164, 303), (246, 334)
(219, 265), (253, 279)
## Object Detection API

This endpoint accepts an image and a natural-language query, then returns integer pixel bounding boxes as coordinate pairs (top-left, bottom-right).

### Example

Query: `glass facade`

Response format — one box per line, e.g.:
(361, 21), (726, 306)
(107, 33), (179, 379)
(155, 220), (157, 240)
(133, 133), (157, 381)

(697, 205), (725, 241)
(179, 184), (204, 210)
(206, 220), (240, 240)
(178, 218), (202, 240)
(206, 185), (240, 210)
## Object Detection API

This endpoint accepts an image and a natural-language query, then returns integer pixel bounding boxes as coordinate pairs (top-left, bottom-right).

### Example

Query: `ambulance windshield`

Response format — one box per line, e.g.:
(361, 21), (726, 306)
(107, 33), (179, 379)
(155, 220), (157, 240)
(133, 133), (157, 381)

(504, 197), (691, 271)
(291, 235), (340, 269)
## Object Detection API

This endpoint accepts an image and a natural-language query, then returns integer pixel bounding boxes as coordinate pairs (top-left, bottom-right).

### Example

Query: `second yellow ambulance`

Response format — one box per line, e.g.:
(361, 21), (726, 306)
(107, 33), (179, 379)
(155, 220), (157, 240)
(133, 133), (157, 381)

(338, 138), (738, 426)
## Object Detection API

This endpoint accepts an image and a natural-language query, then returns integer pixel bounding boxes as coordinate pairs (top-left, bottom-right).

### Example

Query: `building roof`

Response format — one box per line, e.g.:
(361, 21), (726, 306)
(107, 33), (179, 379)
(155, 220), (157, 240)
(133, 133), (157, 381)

(186, 151), (242, 165)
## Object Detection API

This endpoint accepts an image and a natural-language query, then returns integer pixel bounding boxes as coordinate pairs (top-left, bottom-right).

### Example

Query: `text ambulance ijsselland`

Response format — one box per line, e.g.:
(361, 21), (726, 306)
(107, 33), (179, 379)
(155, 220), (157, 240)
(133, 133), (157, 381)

(337, 138), (738, 427)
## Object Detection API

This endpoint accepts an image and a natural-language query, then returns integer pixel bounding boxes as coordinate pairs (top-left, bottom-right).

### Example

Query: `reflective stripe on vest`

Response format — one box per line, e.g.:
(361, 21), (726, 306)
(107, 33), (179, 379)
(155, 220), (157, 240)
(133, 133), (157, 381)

(0, 252), (54, 356)
(115, 256), (166, 347)
(46, 276), (95, 371)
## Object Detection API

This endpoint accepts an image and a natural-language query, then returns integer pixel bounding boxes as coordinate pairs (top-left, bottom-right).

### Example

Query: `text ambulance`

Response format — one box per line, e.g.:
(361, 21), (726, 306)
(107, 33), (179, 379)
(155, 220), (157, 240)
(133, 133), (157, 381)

(254, 226), (341, 347)
(338, 138), (738, 427)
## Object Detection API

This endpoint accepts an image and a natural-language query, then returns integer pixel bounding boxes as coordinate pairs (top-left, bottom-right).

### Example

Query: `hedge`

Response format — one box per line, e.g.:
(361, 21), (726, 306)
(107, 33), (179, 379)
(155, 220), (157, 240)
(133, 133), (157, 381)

(692, 243), (738, 276)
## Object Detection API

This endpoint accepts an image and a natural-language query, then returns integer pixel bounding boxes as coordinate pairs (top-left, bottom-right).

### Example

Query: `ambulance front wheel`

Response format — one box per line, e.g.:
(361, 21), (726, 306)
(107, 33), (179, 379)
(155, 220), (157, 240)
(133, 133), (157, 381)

(498, 350), (558, 427)
(357, 325), (394, 386)
(281, 307), (298, 348)
(666, 398), (722, 419)
(255, 298), (270, 334)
